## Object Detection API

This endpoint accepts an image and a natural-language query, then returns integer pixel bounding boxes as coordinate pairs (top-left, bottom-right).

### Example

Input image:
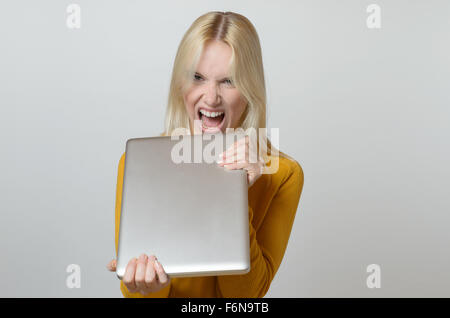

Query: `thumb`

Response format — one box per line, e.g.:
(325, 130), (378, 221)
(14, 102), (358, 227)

(106, 259), (117, 272)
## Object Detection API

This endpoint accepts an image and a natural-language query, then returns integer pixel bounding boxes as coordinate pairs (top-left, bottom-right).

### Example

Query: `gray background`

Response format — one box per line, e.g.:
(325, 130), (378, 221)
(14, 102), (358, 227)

(0, 0), (449, 297)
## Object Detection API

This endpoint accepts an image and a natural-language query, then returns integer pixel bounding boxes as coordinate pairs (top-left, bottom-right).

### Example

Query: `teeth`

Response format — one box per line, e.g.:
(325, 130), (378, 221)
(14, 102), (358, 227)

(200, 109), (224, 118)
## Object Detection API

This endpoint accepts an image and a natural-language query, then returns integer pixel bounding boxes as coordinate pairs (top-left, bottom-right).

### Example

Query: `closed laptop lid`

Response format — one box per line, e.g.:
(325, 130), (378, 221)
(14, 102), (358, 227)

(116, 133), (250, 278)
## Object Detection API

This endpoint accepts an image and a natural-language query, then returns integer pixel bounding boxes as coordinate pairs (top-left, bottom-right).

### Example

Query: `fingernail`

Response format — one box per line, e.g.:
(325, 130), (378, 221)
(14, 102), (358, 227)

(139, 254), (147, 262)
(155, 259), (162, 270)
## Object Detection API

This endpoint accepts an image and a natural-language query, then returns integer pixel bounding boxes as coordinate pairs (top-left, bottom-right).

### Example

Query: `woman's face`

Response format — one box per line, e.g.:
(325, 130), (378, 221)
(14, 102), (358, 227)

(183, 40), (247, 134)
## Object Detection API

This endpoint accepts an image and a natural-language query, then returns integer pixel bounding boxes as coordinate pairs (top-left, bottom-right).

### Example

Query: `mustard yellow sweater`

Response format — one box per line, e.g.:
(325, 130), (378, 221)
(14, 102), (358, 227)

(114, 151), (304, 298)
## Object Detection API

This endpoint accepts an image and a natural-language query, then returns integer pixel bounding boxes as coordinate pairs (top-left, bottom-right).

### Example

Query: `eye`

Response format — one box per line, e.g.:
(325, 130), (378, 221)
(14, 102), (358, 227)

(193, 73), (203, 81)
(222, 78), (233, 85)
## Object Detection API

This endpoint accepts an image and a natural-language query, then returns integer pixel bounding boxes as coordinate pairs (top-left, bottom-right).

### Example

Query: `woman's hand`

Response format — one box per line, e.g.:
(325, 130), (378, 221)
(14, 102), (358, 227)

(218, 135), (265, 187)
(106, 254), (171, 295)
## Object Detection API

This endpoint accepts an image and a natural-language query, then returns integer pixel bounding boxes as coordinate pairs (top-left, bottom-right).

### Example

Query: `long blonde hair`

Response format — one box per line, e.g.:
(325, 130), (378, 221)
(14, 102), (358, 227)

(163, 11), (287, 162)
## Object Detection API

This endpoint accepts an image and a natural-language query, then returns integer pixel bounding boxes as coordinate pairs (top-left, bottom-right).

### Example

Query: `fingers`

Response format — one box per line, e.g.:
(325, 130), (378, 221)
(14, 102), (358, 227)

(106, 259), (117, 272)
(223, 160), (264, 187)
(217, 135), (264, 187)
(154, 258), (170, 286)
(220, 141), (248, 165)
(226, 136), (248, 157)
(134, 254), (148, 291)
(219, 136), (245, 157)
(144, 255), (158, 290)
(122, 254), (170, 295)
(123, 258), (138, 292)
(220, 135), (263, 166)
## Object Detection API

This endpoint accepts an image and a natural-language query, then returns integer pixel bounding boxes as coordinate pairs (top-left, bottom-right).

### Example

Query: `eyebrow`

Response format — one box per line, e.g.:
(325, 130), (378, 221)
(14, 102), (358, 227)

(195, 72), (231, 81)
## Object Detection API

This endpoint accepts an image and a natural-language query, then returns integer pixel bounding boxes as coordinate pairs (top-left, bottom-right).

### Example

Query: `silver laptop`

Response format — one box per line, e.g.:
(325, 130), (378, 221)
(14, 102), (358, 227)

(116, 133), (250, 279)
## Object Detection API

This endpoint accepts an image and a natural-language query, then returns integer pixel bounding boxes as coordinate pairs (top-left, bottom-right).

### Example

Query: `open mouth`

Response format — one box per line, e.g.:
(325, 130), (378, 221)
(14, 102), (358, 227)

(198, 108), (226, 133)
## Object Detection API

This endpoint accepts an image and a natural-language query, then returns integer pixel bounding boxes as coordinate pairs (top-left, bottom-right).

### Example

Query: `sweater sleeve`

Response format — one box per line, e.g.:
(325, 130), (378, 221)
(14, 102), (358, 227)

(115, 152), (172, 298)
(215, 161), (304, 298)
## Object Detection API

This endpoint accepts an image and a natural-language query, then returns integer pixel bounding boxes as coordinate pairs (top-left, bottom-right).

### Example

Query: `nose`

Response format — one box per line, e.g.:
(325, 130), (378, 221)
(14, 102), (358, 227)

(203, 82), (221, 107)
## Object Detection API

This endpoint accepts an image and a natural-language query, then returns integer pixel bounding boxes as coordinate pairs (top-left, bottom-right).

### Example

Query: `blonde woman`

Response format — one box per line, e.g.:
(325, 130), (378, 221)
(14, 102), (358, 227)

(107, 11), (304, 298)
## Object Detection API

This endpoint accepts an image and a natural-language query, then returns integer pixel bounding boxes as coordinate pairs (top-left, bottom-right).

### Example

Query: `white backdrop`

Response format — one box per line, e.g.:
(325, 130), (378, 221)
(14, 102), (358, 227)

(1, 0), (449, 297)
